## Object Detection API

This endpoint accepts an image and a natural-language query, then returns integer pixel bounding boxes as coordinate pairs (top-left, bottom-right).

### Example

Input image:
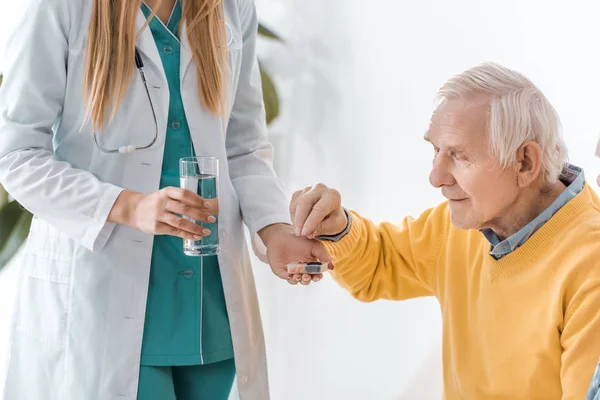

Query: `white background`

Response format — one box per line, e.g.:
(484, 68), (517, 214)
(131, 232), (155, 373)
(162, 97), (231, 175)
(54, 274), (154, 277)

(1, 0), (600, 399)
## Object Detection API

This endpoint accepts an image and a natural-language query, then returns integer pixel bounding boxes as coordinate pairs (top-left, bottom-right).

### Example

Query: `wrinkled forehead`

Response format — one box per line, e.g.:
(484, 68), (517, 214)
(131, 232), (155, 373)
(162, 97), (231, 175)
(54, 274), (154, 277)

(425, 97), (490, 149)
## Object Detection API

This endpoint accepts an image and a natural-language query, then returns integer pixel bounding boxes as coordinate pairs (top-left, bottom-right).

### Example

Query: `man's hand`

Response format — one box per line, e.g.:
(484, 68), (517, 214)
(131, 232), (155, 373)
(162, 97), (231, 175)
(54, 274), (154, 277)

(258, 224), (333, 285)
(290, 184), (347, 239)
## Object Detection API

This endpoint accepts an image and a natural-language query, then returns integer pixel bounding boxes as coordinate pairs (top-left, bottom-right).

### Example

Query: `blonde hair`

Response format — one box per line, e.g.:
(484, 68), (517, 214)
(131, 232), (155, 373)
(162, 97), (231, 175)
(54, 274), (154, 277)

(436, 62), (568, 184)
(83, 0), (227, 132)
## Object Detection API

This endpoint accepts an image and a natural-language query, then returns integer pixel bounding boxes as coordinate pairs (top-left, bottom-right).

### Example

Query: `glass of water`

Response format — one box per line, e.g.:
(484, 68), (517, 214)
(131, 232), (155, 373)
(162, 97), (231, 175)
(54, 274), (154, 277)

(179, 156), (219, 256)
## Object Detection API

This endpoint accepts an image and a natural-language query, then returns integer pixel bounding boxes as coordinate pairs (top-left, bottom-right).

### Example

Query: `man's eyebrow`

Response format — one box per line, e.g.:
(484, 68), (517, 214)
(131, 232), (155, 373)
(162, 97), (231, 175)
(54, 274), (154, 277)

(448, 145), (466, 153)
(424, 131), (468, 152)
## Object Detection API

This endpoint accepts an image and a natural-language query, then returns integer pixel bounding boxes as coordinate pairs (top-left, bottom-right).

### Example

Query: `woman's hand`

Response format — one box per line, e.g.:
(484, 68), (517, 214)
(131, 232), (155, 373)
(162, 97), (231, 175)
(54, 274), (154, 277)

(259, 223), (333, 285)
(109, 188), (218, 240)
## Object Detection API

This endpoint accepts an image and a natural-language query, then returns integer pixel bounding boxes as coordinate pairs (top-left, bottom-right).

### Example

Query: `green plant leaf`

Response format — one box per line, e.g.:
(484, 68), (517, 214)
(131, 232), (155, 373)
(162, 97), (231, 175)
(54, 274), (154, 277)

(0, 204), (33, 269)
(258, 23), (282, 42)
(0, 201), (23, 250)
(260, 64), (280, 125)
(0, 184), (8, 209)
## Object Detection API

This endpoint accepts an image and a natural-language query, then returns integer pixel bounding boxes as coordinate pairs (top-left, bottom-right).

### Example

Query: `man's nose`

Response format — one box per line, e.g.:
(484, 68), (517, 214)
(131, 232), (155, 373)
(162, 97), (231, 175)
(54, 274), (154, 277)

(429, 155), (456, 188)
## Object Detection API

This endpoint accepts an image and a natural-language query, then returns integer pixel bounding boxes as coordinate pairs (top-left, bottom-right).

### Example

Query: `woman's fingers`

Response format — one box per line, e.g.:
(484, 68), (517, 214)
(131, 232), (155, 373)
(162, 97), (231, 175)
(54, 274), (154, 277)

(165, 199), (216, 223)
(164, 186), (219, 214)
(160, 213), (211, 239)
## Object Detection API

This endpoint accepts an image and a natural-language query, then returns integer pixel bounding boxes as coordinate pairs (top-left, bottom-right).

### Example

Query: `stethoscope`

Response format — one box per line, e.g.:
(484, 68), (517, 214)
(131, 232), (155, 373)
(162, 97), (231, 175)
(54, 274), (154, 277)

(93, 48), (159, 154)
(93, 22), (234, 155)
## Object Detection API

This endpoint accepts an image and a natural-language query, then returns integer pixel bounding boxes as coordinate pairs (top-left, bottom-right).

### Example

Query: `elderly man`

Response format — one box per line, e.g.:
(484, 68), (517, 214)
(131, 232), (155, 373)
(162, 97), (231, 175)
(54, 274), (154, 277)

(284, 62), (600, 399)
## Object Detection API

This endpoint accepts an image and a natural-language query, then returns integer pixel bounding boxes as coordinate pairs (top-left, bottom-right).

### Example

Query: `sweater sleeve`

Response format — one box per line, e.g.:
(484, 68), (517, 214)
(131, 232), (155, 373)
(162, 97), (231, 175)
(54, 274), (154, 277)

(321, 202), (450, 302)
(560, 282), (600, 400)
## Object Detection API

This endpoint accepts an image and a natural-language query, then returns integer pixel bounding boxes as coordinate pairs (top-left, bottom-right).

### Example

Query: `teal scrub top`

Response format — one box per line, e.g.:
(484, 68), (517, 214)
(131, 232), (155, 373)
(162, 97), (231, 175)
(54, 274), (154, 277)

(140, 0), (234, 366)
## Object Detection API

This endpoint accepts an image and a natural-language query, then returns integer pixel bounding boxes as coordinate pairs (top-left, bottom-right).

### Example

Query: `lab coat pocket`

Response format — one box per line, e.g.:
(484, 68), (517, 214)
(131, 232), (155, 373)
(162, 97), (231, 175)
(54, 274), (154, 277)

(15, 218), (75, 347)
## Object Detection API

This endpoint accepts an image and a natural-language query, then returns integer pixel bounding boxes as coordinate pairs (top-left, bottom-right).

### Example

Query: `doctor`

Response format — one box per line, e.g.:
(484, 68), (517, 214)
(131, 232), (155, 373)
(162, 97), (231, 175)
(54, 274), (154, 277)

(0, 0), (330, 399)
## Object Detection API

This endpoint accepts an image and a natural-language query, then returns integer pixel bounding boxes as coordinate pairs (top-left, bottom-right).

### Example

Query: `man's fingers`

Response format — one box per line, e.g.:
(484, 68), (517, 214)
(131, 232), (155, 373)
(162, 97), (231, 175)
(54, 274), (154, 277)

(289, 190), (305, 216)
(301, 194), (338, 238)
(289, 190), (303, 231)
(292, 190), (321, 236)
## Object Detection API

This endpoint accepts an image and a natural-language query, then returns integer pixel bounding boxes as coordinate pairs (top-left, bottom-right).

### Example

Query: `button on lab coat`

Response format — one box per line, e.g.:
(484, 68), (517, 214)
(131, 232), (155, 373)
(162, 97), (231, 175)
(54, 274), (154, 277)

(0, 0), (290, 398)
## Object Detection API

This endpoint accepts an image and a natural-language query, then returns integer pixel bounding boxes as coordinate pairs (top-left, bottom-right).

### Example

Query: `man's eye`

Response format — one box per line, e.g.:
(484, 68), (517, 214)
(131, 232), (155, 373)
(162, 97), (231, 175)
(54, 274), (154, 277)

(453, 153), (470, 163)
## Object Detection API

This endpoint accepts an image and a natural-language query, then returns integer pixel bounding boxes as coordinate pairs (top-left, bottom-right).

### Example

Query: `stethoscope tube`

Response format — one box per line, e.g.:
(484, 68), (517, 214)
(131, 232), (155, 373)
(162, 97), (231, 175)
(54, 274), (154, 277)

(93, 48), (159, 154)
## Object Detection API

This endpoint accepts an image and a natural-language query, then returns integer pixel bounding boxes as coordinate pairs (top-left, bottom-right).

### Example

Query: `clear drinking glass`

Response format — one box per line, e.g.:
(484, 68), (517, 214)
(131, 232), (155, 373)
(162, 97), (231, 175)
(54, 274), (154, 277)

(179, 156), (220, 256)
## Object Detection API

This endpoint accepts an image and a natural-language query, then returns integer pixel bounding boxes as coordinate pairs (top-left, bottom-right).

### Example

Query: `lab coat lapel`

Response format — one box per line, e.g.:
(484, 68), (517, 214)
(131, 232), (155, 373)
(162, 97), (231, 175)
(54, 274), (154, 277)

(179, 15), (234, 83)
(179, 21), (194, 83)
(179, 20), (226, 150)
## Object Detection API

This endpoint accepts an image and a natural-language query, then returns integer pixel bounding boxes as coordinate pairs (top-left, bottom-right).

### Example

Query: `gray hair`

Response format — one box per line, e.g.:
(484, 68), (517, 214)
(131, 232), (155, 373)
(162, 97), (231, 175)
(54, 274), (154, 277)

(436, 62), (568, 184)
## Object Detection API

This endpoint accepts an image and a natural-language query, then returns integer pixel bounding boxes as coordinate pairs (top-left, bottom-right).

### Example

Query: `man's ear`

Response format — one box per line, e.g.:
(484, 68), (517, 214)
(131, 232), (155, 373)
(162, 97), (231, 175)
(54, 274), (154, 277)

(515, 141), (543, 187)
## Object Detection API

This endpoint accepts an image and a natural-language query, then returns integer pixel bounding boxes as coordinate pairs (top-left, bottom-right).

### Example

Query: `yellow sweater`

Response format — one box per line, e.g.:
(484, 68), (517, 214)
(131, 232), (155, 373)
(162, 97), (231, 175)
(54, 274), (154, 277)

(322, 184), (600, 400)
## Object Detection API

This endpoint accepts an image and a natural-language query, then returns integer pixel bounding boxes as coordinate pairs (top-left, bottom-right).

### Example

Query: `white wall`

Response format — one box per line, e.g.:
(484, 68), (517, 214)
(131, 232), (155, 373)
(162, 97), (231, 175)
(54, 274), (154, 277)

(1, 0), (599, 399)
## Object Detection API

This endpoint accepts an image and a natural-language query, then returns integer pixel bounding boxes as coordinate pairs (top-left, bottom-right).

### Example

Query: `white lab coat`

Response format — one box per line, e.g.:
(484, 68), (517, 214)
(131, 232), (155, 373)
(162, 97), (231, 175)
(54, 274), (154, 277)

(0, 0), (290, 398)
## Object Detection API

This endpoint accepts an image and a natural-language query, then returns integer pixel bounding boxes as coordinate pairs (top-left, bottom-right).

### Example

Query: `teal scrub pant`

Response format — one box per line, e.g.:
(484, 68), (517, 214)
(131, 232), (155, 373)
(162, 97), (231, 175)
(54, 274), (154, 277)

(137, 359), (236, 400)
